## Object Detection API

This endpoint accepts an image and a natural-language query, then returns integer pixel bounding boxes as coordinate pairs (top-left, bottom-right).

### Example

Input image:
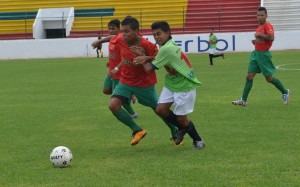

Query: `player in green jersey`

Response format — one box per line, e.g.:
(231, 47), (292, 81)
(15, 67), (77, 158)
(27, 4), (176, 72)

(133, 21), (205, 150)
(208, 28), (224, 66)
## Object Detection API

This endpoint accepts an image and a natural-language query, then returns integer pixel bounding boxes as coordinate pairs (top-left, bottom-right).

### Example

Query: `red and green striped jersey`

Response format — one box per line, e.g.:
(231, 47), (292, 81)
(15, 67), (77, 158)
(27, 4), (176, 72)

(152, 39), (201, 92)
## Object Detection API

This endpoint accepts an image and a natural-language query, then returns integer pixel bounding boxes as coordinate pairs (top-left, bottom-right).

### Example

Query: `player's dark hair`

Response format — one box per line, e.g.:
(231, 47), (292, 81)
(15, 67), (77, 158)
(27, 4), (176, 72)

(108, 19), (120, 28)
(122, 16), (139, 30)
(258, 7), (267, 15)
(151, 21), (172, 39)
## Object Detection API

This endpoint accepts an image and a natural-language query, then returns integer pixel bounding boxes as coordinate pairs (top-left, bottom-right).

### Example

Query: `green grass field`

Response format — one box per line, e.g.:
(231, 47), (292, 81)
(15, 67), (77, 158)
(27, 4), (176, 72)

(1, 50), (299, 187)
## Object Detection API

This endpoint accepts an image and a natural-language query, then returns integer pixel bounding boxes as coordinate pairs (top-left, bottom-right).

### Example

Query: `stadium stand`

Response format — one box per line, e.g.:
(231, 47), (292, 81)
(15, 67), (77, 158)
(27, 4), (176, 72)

(2, 0), (298, 40)
(185, 0), (260, 33)
(263, 0), (300, 31)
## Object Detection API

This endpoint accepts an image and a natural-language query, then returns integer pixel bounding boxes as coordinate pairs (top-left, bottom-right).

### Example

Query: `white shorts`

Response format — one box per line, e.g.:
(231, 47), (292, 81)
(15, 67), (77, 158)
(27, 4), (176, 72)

(158, 87), (196, 115)
(209, 48), (216, 54)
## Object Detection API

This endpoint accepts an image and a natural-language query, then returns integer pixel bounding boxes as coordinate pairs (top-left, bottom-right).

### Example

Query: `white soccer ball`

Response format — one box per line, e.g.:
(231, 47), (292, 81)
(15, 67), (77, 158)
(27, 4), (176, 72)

(50, 146), (73, 167)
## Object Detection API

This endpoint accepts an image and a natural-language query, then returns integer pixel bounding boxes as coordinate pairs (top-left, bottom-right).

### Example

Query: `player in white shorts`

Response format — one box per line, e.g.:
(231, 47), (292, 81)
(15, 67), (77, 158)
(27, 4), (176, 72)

(132, 21), (205, 150)
(158, 87), (196, 115)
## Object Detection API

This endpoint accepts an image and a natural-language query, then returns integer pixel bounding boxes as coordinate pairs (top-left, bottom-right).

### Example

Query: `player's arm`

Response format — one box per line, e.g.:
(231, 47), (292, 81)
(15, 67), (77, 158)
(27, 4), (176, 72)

(254, 32), (274, 41)
(130, 46), (148, 56)
(143, 62), (156, 73)
(110, 60), (123, 77)
(91, 35), (115, 49)
(133, 56), (156, 73)
(209, 39), (217, 44)
(209, 35), (217, 44)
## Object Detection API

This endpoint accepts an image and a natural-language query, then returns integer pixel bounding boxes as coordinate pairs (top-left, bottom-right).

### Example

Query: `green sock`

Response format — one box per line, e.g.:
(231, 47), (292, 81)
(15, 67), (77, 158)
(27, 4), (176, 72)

(113, 108), (142, 132)
(271, 78), (287, 94)
(242, 78), (253, 102)
(122, 102), (135, 115)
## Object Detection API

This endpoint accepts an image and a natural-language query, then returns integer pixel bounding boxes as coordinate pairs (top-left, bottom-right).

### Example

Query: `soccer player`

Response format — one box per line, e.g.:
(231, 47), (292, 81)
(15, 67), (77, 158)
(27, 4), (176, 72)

(96, 16), (180, 146)
(133, 21), (205, 150)
(96, 32), (103, 58)
(103, 19), (137, 119)
(232, 7), (290, 106)
(208, 28), (224, 66)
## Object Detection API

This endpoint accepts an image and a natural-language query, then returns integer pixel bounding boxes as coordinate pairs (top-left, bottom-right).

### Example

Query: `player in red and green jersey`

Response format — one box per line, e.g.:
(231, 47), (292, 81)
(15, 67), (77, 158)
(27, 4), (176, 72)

(105, 17), (180, 146)
(102, 19), (137, 119)
(133, 21), (205, 150)
(208, 28), (224, 66)
(232, 7), (290, 106)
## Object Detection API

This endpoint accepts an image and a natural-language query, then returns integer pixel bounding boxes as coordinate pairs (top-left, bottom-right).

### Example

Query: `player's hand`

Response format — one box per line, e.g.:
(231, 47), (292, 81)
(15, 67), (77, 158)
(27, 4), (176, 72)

(110, 69), (117, 77)
(130, 46), (146, 56)
(91, 40), (101, 49)
(254, 32), (264, 38)
(133, 56), (148, 65)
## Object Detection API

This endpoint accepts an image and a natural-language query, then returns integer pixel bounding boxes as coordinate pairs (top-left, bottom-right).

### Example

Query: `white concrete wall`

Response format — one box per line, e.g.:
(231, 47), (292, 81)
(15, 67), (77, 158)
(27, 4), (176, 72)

(33, 7), (74, 39)
(1, 31), (300, 59)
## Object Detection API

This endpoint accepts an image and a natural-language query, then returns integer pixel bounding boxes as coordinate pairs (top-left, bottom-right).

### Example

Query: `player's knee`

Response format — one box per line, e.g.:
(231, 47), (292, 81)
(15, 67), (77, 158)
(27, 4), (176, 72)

(155, 106), (168, 118)
(265, 76), (273, 83)
(246, 74), (254, 80)
(103, 88), (112, 95)
(108, 98), (122, 113)
(176, 116), (189, 127)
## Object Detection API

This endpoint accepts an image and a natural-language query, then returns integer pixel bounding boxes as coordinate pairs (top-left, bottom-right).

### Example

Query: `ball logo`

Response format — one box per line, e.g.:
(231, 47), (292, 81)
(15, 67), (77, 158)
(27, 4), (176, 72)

(51, 155), (63, 160)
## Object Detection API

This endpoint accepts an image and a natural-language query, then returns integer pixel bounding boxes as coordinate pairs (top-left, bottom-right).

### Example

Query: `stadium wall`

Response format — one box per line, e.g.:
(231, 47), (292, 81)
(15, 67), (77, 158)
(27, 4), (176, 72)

(0, 30), (300, 59)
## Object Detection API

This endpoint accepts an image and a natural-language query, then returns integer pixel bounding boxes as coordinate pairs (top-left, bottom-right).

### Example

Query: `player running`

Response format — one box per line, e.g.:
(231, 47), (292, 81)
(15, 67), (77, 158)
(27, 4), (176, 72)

(232, 7), (290, 106)
(133, 21), (205, 150)
(102, 19), (138, 119)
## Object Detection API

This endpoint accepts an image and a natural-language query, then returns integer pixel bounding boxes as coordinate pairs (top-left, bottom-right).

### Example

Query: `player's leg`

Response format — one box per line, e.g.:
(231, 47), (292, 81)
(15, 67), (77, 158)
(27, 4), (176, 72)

(100, 48), (103, 58)
(258, 51), (290, 104)
(172, 89), (205, 149)
(266, 75), (288, 94)
(156, 102), (185, 145)
(242, 72), (256, 102)
(112, 79), (137, 118)
(110, 83), (146, 145)
(211, 53), (224, 59)
(268, 76), (290, 104)
(131, 95), (137, 104)
(122, 100), (138, 119)
(232, 51), (259, 106)
(232, 72), (256, 106)
(155, 87), (185, 144)
(208, 48), (215, 65)
(96, 48), (99, 58)
(209, 54), (213, 65)
(133, 85), (179, 137)
(103, 75), (113, 95)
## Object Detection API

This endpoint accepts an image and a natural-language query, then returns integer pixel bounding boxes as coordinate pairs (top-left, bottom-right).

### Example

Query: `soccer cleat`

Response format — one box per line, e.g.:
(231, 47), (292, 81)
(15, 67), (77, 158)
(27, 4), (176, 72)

(171, 129), (186, 145)
(232, 98), (247, 106)
(193, 141), (205, 150)
(170, 137), (184, 146)
(131, 113), (138, 119)
(221, 54), (225, 59)
(131, 129), (147, 145)
(282, 89), (290, 105)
